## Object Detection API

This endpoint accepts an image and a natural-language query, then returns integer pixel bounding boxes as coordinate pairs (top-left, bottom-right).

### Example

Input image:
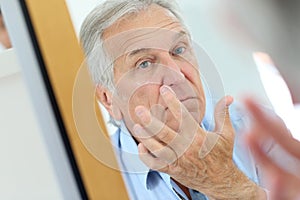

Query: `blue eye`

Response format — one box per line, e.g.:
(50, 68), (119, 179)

(138, 60), (151, 69)
(173, 46), (186, 55)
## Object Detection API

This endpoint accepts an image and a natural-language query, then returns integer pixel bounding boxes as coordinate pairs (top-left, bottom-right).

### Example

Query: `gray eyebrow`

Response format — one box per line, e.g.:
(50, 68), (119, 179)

(128, 48), (151, 58)
(127, 30), (189, 58)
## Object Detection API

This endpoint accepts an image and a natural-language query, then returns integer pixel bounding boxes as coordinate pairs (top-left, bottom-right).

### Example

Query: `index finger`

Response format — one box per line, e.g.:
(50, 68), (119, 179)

(134, 106), (194, 157)
(160, 85), (206, 140)
(135, 105), (177, 144)
(244, 97), (300, 159)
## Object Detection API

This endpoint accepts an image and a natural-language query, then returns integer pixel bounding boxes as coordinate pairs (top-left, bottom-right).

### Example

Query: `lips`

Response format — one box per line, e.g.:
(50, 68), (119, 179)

(179, 96), (198, 102)
(171, 86), (198, 104)
(162, 96), (198, 113)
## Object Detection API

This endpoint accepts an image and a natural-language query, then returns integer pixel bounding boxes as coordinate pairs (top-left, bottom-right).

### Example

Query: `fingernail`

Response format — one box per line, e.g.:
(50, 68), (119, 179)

(135, 107), (145, 117)
(253, 52), (274, 66)
(226, 95), (234, 106)
(133, 124), (142, 135)
(160, 86), (169, 95)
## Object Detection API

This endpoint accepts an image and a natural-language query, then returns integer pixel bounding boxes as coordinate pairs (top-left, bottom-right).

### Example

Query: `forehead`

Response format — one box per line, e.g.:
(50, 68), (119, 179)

(102, 4), (187, 58)
(103, 4), (182, 39)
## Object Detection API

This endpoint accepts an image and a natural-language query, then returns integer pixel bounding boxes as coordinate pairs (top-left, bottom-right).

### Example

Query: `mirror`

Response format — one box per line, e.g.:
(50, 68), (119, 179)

(3, 0), (299, 198)
(65, 0), (300, 199)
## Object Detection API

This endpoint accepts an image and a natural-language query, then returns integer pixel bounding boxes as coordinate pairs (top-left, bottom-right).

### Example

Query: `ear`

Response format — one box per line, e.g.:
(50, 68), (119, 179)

(96, 85), (122, 121)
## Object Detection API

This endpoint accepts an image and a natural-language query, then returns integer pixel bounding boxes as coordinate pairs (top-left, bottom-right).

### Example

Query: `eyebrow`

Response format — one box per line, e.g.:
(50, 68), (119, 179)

(127, 30), (189, 58)
(128, 48), (151, 58)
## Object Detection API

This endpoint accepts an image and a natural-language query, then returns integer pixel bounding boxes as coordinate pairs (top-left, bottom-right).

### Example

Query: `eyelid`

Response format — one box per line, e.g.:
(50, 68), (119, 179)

(174, 35), (190, 45)
(173, 38), (189, 48)
(171, 43), (187, 55)
(135, 57), (154, 68)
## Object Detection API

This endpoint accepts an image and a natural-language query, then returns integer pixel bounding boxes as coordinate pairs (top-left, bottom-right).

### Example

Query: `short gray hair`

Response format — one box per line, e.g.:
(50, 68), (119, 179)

(79, 0), (184, 90)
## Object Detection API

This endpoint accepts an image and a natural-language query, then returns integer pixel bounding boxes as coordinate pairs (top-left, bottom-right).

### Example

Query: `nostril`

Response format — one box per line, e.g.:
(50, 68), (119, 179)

(162, 70), (186, 86)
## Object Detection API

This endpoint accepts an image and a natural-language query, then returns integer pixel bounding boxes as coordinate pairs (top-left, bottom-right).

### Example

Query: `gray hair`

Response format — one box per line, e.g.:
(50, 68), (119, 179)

(79, 0), (184, 90)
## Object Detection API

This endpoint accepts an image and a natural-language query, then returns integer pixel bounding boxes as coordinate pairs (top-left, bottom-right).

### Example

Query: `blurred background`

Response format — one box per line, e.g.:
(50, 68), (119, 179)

(0, 0), (299, 199)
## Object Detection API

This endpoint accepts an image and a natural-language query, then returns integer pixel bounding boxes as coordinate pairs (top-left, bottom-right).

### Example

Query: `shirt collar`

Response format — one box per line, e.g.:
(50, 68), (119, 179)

(118, 121), (150, 190)
(118, 121), (175, 191)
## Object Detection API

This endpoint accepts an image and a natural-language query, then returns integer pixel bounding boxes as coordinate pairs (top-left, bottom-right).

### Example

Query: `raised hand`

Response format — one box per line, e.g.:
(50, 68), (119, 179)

(133, 85), (266, 199)
(244, 97), (300, 200)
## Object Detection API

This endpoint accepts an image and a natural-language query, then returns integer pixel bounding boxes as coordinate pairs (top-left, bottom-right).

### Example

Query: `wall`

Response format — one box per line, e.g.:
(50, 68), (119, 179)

(0, 49), (63, 199)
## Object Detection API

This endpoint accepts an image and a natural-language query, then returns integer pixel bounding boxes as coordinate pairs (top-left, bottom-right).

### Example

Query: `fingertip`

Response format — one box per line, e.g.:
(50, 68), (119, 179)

(215, 96), (230, 111)
(241, 96), (259, 111)
(135, 106), (151, 124)
(135, 105), (144, 116)
(225, 95), (234, 106)
(160, 85), (176, 96)
(253, 51), (274, 66)
(138, 143), (147, 154)
(242, 97), (267, 121)
(160, 85), (170, 95)
(133, 123), (143, 136)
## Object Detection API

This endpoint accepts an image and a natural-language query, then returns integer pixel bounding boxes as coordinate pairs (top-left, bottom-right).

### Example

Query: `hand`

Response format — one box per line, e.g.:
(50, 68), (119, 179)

(133, 85), (265, 199)
(244, 97), (300, 200)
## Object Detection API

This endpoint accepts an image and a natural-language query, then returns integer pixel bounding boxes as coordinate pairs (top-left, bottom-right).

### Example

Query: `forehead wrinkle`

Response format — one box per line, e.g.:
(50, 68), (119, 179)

(120, 23), (176, 51)
(105, 7), (180, 45)
(118, 14), (186, 51)
(125, 37), (166, 58)
(104, 6), (190, 60)
(119, 28), (163, 56)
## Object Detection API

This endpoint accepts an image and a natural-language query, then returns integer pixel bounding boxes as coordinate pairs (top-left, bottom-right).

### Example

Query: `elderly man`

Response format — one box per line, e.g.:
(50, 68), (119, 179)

(80, 0), (267, 199)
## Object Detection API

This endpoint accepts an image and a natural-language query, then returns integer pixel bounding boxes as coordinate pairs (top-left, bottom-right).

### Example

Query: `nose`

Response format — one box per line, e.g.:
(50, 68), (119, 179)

(160, 52), (185, 86)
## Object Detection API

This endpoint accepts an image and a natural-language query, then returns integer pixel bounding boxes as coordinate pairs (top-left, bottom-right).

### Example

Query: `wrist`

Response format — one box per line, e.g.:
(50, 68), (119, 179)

(205, 166), (267, 200)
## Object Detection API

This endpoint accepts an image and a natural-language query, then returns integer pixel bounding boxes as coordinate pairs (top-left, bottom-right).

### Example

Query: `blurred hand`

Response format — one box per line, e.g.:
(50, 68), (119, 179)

(244, 97), (300, 200)
(133, 85), (265, 199)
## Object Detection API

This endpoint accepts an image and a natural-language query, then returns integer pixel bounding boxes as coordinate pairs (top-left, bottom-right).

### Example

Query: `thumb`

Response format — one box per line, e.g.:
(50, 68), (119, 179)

(214, 96), (234, 135)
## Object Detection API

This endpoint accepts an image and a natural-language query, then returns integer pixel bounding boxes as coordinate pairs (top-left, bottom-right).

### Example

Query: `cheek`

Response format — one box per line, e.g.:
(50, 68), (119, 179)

(127, 84), (161, 123)
(178, 63), (206, 120)
(181, 63), (204, 96)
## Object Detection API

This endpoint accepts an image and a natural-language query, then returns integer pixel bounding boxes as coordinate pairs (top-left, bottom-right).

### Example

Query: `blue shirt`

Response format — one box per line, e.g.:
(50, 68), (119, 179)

(110, 102), (260, 200)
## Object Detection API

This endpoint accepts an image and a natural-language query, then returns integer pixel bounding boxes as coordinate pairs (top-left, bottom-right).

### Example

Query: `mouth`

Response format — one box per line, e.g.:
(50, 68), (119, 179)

(162, 96), (198, 112)
(179, 96), (198, 103)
